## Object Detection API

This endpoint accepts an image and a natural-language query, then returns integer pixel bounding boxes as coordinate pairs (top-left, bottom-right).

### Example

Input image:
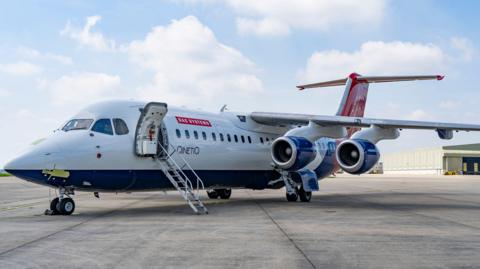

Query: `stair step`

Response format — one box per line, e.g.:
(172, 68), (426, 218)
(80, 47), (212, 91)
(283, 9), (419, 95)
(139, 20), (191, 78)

(156, 155), (208, 214)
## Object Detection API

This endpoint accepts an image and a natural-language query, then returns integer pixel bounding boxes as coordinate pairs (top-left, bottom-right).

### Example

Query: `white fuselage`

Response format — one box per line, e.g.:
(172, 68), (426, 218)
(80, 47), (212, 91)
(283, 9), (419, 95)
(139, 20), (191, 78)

(5, 100), (309, 191)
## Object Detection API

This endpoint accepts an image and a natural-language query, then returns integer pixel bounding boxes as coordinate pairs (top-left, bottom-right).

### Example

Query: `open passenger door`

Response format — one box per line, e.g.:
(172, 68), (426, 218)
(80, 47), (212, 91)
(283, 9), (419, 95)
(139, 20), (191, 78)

(135, 102), (169, 157)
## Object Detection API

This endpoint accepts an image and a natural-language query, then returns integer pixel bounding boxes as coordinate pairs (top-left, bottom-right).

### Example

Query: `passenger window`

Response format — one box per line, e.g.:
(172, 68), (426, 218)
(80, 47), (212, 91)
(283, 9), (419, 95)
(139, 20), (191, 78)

(202, 131), (207, 140)
(266, 137), (270, 143)
(185, 130), (190, 139)
(241, 135), (245, 143)
(227, 134), (231, 142)
(113, 119), (129, 135)
(260, 137), (264, 144)
(248, 136), (252, 144)
(220, 133), (224, 142)
(212, 133), (217, 141)
(194, 131), (199, 139)
(92, 119), (113, 135)
(234, 135), (238, 143)
(176, 129), (181, 138)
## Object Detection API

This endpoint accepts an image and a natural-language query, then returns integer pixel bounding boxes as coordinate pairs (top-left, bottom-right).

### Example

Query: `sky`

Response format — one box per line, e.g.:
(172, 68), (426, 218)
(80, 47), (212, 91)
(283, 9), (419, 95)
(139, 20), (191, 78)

(1, 0), (479, 167)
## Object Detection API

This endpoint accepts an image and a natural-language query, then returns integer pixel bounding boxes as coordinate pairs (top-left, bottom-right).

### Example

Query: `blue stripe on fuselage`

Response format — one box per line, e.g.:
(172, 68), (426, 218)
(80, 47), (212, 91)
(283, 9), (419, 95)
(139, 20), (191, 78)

(6, 169), (281, 192)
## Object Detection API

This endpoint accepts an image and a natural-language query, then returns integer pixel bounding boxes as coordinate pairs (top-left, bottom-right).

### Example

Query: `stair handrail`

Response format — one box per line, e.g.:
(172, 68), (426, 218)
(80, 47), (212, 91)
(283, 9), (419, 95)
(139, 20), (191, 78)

(166, 143), (206, 195)
(157, 144), (195, 191)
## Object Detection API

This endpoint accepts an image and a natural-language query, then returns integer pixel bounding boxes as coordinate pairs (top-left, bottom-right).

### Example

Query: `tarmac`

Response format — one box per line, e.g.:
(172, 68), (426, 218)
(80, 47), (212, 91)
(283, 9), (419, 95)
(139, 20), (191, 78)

(0, 174), (480, 269)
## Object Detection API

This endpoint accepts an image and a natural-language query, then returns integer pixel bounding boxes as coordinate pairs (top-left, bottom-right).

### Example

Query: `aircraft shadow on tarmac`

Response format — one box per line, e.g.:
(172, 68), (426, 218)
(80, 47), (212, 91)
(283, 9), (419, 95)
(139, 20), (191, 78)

(62, 192), (480, 218)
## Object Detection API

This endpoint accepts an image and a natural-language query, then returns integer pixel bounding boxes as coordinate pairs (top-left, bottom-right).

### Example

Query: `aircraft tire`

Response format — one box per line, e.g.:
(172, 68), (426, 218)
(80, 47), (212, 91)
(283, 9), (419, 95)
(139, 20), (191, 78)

(58, 198), (75, 215)
(207, 190), (219, 199)
(218, 189), (232, 199)
(298, 187), (312, 202)
(49, 197), (61, 214)
(286, 192), (298, 202)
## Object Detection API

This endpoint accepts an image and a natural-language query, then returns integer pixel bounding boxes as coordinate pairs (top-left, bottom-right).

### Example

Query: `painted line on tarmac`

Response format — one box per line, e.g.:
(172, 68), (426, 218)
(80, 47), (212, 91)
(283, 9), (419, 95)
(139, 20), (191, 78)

(333, 192), (480, 231)
(0, 193), (90, 213)
(0, 202), (44, 212)
(0, 194), (157, 258)
(348, 184), (480, 230)
(248, 191), (317, 269)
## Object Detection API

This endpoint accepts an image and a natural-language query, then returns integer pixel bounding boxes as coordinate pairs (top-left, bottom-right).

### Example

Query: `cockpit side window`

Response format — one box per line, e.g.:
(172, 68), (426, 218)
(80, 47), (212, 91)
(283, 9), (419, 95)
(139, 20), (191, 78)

(113, 118), (129, 135)
(91, 119), (114, 135)
(62, 119), (94, 131)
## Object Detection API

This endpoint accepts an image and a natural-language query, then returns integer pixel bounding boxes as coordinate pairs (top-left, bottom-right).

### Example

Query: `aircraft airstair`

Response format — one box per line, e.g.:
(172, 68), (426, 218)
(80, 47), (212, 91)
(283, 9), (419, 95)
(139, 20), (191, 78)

(156, 144), (208, 214)
(135, 102), (208, 214)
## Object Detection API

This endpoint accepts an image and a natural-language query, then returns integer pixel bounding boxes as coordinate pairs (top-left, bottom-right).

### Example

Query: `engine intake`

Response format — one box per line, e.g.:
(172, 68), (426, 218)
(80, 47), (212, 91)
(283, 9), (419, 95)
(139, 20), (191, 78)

(271, 136), (316, 171)
(336, 139), (380, 174)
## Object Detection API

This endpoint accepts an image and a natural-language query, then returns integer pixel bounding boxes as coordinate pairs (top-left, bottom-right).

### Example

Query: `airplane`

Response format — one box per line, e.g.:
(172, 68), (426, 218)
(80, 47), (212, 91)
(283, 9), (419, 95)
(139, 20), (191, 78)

(5, 73), (480, 215)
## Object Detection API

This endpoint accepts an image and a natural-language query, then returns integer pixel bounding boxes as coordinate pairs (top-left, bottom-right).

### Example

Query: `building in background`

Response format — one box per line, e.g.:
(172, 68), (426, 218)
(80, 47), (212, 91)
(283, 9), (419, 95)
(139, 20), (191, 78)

(382, 144), (480, 175)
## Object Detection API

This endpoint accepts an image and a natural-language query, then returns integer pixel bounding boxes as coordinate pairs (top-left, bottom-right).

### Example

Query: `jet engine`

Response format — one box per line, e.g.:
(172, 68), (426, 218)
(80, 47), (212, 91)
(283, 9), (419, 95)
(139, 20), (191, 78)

(271, 136), (316, 171)
(335, 139), (380, 175)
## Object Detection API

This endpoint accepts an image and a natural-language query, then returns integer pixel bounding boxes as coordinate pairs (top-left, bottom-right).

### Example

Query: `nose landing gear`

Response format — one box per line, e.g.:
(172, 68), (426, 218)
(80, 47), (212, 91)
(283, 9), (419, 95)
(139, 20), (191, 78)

(45, 188), (76, 215)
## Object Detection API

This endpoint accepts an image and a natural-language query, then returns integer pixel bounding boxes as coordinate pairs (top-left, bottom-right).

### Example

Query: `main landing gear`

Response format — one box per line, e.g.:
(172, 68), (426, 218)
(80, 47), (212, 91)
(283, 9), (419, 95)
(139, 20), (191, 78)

(45, 188), (76, 215)
(281, 171), (312, 203)
(285, 186), (312, 202)
(207, 189), (232, 200)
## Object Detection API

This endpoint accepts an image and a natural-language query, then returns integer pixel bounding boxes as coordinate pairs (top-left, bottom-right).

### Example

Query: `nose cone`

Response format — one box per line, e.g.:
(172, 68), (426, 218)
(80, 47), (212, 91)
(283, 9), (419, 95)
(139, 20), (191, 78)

(4, 139), (62, 178)
(4, 152), (50, 175)
(4, 158), (17, 174)
(4, 155), (23, 179)
(4, 151), (65, 183)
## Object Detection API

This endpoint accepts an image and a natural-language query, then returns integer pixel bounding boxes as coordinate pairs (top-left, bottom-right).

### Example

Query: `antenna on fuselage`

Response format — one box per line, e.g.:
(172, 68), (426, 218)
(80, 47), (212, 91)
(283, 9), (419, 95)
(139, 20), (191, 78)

(220, 104), (228, 112)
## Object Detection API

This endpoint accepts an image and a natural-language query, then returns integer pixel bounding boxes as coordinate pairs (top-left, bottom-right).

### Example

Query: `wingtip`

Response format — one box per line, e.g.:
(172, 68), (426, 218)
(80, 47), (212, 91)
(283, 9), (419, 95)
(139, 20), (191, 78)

(437, 75), (445, 81)
(297, 86), (305, 90)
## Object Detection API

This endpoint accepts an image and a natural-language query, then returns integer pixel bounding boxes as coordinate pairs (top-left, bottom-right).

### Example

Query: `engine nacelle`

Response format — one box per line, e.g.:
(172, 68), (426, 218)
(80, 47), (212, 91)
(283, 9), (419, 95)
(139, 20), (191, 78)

(335, 139), (380, 175)
(271, 136), (316, 171)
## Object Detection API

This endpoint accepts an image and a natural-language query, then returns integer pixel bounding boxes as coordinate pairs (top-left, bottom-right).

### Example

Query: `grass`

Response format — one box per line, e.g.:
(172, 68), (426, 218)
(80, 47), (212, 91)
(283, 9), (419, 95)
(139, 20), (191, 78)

(0, 172), (11, 177)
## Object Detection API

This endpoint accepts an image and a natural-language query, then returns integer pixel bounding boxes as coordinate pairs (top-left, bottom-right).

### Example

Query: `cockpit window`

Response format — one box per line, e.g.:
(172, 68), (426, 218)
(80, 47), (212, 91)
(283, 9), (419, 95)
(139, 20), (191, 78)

(113, 118), (129, 135)
(62, 119), (94, 131)
(91, 119), (114, 135)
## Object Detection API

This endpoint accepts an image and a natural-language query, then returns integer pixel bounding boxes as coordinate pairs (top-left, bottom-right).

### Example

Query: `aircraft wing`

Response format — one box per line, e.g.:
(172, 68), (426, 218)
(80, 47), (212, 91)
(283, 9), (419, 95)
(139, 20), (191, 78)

(250, 112), (480, 132)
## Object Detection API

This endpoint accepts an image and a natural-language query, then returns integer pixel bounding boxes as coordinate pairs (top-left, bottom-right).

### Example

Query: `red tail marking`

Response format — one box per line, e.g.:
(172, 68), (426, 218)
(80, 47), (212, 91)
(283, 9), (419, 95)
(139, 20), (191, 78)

(339, 73), (369, 118)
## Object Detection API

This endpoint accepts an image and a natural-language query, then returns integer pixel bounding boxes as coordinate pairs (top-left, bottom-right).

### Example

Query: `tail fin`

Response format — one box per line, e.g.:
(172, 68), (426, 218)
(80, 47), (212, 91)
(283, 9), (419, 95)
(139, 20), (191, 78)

(335, 73), (368, 117)
(297, 73), (444, 136)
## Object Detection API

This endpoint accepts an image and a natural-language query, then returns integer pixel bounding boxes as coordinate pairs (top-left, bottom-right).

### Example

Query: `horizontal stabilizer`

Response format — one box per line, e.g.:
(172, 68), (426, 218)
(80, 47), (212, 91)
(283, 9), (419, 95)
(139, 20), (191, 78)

(297, 74), (444, 90)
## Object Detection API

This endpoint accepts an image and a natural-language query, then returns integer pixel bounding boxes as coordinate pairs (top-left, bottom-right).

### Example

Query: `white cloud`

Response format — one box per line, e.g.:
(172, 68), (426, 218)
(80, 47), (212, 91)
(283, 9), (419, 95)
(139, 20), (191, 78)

(0, 88), (11, 97)
(125, 16), (263, 106)
(176, 0), (386, 36)
(17, 47), (73, 65)
(46, 72), (121, 107)
(236, 17), (290, 36)
(61, 15), (116, 51)
(450, 37), (475, 62)
(223, 0), (386, 36)
(174, 0), (220, 3)
(0, 61), (42, 76)
(16, 108), (35, 118)
(407, 109), (432, 121)
(299, 41), (447, 82)
(439, 100), (459, 109)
